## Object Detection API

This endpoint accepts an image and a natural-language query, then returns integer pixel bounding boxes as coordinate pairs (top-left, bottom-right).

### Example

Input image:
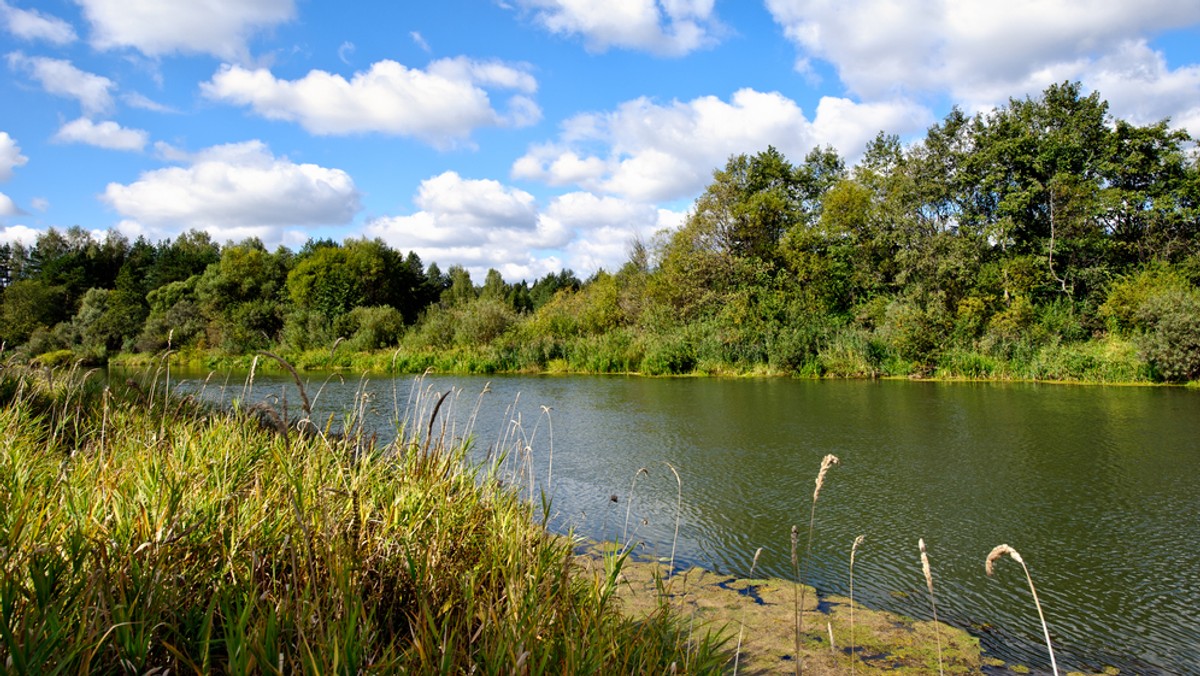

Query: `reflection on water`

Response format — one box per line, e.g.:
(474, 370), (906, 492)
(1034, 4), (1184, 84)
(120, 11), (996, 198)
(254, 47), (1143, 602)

(162, 369), (1200, 675)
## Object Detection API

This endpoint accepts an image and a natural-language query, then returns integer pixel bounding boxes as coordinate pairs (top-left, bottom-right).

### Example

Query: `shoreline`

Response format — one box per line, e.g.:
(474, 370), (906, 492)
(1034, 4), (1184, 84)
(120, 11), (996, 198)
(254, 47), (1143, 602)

(104, 350), (1189, 389)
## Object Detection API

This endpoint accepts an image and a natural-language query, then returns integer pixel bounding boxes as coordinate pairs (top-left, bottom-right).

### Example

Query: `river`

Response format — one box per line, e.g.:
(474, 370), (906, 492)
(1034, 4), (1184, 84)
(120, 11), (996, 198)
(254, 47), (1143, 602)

(166, 369), (1200, 674)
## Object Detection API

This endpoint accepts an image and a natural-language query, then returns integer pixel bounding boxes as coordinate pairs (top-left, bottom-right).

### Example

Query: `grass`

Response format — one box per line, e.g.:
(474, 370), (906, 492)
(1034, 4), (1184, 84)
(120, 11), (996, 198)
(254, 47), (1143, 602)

(0, 362), (727, 673)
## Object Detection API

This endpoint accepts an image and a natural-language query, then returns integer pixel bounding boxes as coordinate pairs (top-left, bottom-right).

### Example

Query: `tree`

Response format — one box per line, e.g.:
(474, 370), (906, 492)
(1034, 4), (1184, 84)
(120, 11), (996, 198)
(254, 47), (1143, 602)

(0, 280), (66, 346)
(442, 265), (475, 307)
(195, 239), (289, 352)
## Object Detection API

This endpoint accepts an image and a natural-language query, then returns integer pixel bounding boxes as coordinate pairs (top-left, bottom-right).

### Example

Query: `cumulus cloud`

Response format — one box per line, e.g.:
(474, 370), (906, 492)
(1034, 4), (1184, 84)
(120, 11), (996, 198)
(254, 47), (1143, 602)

(101, 140), (361, 244)
(1084, 40), (1200, 137)
(1, 1), (77, 44)
(0, 224), (42, 243)
(6, 52), (114, 114)
(202, 57), (541, 147)
(512, 0), (721, 56)
(764, 0), (1200, 112)
(364, 173), (662, 281)
(77, 0), (294, 61)
(0, 131), (28, 182)
(0, 130), (26, 218)
(54, 118), (148, 151)
(513, 88), (929, 202)
(0, 193), (17, 217)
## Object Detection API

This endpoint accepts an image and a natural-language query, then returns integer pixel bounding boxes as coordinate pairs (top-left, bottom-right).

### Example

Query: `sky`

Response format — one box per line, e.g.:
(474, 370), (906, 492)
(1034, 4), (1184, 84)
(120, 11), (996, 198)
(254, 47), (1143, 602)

(1, 1), (1199, 283)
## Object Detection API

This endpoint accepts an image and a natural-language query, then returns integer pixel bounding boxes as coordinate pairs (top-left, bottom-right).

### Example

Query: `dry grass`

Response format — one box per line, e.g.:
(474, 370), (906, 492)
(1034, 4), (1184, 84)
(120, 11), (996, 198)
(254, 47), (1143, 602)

(987, 544), (1059, 676)
(921, 537), (946, 675)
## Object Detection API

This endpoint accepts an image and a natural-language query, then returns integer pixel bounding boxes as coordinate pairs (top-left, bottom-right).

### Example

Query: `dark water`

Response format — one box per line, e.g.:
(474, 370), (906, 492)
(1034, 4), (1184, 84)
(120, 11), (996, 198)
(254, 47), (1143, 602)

(166, 370), (1200, 674)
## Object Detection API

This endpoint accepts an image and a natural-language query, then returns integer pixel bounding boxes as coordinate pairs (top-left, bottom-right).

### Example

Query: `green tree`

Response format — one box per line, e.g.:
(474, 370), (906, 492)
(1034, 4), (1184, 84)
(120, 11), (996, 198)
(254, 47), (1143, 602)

(195, 239), (289, 352)
(0, 280), (66, 346)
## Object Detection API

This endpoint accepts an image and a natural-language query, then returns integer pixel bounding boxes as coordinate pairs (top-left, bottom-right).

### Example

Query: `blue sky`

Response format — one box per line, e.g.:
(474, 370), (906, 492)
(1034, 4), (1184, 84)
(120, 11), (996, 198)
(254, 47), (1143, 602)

(1, 1), (1199, 282)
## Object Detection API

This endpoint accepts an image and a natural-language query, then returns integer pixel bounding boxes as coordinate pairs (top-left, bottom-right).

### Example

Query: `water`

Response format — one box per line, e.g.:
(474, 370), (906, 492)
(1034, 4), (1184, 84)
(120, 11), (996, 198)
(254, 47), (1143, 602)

(166, 370), (1200, 674)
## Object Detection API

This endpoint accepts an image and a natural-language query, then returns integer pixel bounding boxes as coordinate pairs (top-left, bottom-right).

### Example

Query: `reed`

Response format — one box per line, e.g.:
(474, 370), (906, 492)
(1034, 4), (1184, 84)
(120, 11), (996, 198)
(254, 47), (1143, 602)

(796, 453), (839, 672)
(0, 363), (725, 673)
(920, 538), (945, 675)
(987, 544), (1059, 676)
(849, 534), (865, 673)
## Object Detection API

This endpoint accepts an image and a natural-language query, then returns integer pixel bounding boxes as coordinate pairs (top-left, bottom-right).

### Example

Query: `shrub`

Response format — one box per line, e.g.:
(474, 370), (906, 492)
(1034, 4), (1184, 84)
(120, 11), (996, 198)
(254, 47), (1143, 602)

(1137, 288), (1200, 382)
(640, 333), (696, 375)
(340, 305), (406, 351)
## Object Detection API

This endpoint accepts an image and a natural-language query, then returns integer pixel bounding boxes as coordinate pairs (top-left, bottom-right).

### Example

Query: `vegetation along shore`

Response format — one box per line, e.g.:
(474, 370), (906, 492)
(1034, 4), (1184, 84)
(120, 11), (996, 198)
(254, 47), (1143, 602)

(1, 82), (1197, 386)
(4, 362), (1149, 673)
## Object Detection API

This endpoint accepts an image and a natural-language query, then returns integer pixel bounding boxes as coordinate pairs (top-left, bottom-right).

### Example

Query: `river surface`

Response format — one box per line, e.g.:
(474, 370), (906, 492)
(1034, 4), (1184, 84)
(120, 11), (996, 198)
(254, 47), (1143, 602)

(164, 369), (1200, 674)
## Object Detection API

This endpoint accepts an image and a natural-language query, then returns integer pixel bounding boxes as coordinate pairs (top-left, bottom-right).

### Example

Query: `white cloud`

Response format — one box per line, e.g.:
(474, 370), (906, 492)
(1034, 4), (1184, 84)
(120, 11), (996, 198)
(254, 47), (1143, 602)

(543, 192), (670, 274)
(0, 224), (42, 243)
(513, 88), (929, 202)
(512, 0), (721, 56)
(364, 173), (663, 281)
(123, 92), (175, 113)
(410, 31), (430, 53)
(1084, 40), (1200, 137)
(0, 131), (28, 182)
(202, 57), (541, 147)
(77, 0), (295, 61)
(764, 0), (1200, 113)
(101, 140), (361, 245)
(6, 52), (114, 114)
(54, 118), (148, 151)
(1, 1), (77, 44)
(0, 193), (17, 217)
(337, 40), (355, 65)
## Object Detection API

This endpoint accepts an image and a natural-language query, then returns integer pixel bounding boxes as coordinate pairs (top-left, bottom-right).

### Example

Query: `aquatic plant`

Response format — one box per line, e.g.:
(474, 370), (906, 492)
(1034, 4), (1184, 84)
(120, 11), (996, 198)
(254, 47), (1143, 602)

(987, 543), (1059, 676)
(849, 534), (865, 673)
(920, 537), (945, 675)
(0, 363), (726, 673)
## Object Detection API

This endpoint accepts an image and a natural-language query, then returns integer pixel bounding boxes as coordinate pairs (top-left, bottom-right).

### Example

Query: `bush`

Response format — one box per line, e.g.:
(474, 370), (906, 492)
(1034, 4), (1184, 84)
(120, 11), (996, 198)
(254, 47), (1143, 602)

(640, 333), (696, 375)
(1100, 265), (1191, 334)
(454, 299), (516, 346)
(1137, 289), (1200, 382)
(340, 305), (406, 351)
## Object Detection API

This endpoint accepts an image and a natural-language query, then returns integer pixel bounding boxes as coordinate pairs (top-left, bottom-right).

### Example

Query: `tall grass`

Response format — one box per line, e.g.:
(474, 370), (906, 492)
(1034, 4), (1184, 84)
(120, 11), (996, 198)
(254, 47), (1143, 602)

(987, 544), (1059, 676)
(0, 362), (725, 673)
(920, 538), (945, 675)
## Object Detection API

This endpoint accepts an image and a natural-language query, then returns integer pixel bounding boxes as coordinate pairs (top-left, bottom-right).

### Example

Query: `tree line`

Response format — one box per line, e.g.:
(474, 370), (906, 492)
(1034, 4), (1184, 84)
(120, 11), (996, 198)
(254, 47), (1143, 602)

(3, 82), (1199, 381)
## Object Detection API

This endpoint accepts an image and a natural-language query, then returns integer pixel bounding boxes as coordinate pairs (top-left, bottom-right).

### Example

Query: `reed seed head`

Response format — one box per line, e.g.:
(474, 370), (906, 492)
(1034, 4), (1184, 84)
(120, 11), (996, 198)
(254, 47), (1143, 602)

(920, 538), (935, 595)
(790, 525), (799, 568)
(850, 534), (865, 567)
(985, 543), (1023, 576)
(813, 454), (840, 502)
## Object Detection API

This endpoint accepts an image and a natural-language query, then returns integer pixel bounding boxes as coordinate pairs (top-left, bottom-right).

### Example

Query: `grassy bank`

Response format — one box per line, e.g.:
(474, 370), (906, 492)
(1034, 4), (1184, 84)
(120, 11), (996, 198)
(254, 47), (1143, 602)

(0, 363), (726, 673)
(105, 329), (1170, 386)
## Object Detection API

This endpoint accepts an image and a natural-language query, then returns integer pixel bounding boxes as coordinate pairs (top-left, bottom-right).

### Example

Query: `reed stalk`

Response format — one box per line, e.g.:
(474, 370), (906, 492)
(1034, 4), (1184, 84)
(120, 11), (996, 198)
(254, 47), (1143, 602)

(622, 467), (650, 543)
(849, 534), (865, 674)
(987, 544), (1059, 676)
(797, 453), (839, 672)
(919, 538), (944, 675)
(665, 462), (682, 577)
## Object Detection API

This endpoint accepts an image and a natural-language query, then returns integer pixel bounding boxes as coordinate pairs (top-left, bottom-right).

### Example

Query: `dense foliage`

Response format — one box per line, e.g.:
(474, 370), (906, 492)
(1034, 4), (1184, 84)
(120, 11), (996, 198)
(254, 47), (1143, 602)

(3, 82), (1198, 382)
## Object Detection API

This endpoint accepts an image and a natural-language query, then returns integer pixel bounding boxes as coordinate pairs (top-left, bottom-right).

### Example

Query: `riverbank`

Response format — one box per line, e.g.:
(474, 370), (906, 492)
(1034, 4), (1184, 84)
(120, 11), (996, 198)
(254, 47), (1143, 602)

(103, 335), (1192, 388)
(0, 363), (725, 672)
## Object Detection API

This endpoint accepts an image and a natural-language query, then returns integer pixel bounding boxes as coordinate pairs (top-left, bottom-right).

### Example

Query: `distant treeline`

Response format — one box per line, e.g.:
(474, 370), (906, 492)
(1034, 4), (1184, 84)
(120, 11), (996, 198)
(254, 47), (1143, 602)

(3, 82), (1199, 382)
